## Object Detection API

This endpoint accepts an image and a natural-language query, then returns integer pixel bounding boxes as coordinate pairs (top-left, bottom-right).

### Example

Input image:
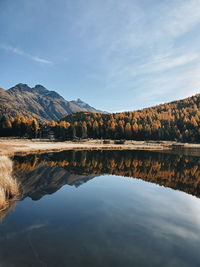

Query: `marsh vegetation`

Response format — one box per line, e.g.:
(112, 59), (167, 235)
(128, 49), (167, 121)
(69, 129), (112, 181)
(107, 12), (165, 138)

(0, 156), (19, 220)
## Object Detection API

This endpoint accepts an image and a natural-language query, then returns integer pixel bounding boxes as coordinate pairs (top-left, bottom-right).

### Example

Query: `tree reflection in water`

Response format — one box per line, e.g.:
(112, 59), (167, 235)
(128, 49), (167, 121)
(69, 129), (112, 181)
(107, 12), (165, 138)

(13, 150), (200, 199)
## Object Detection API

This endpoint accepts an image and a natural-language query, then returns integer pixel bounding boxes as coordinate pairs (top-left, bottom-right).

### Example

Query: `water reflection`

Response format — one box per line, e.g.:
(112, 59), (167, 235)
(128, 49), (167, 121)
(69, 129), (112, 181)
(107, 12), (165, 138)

(13, 150), (200, 200)
(0, 150), (200, 266)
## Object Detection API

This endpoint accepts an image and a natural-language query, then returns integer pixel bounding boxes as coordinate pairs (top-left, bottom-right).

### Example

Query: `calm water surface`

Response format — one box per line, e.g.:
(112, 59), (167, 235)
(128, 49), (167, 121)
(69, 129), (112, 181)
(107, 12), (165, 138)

(1, 150), (200, 267)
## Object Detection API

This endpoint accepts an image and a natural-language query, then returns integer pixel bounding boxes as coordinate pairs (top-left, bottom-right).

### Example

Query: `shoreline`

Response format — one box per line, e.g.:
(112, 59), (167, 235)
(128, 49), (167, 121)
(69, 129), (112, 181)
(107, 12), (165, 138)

(0, 138), (200, 156)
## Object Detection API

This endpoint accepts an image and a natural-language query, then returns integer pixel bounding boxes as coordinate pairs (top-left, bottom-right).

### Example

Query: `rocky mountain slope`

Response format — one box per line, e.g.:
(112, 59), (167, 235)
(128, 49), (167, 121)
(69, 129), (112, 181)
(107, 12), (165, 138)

(0, 83), (103, 122)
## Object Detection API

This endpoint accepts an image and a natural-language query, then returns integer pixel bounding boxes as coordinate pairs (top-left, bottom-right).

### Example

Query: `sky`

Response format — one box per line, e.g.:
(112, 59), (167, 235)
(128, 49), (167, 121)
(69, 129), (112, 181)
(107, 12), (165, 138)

(0, 0), (200, 112)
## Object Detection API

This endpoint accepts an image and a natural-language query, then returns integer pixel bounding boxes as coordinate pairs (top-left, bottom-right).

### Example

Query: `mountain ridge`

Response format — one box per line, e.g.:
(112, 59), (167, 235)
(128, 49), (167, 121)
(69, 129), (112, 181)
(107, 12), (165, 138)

(0, 83), (104, 122)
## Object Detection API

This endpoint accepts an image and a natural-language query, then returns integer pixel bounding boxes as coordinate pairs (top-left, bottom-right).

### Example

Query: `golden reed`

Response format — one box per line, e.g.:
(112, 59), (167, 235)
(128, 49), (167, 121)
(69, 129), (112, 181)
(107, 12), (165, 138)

(0, 156), (19, 220)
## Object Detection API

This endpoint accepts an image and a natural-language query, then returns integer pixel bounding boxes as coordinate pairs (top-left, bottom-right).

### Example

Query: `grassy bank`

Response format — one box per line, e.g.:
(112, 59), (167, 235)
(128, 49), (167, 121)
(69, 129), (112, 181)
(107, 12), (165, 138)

(0, 156), (19, 220)
(1, 138), (200, 156)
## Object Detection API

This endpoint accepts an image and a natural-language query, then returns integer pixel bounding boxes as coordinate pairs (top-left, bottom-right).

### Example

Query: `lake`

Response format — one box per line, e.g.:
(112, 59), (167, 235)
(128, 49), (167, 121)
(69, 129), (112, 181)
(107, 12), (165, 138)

(0, 150), (200, 267)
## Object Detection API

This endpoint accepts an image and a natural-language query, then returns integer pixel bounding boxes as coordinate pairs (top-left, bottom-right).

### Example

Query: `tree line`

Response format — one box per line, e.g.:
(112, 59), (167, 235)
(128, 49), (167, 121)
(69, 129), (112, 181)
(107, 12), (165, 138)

(0, 115), (39, 138)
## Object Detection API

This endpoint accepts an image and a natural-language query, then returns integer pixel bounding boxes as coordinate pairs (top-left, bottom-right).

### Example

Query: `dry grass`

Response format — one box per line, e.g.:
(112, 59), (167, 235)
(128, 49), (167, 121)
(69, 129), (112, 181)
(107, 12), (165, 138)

(0, 156), (20, 219)
(1, 138), (200, 157)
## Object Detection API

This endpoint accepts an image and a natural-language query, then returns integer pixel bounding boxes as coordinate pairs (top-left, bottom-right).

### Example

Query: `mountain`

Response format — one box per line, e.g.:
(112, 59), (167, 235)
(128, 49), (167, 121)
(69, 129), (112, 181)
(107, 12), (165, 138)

(0, 83), (103, 122)
(71, 98), (103, 113)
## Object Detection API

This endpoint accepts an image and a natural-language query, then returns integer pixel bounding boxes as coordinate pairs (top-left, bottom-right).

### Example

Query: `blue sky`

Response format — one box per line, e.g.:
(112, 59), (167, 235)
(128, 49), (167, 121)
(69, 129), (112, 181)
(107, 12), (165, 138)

(0, 0), (200, 112)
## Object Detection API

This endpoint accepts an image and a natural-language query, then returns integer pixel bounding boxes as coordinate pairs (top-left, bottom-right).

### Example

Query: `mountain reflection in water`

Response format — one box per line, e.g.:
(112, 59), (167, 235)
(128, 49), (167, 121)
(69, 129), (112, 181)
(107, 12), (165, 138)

(13, 150), (200, 200)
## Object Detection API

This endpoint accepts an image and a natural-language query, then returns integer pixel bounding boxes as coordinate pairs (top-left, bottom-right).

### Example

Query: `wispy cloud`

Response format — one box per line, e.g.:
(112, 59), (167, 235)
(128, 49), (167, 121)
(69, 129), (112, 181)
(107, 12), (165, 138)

(134, 62), (200, 109)
(164, 0), (200, 37)
(137, 53), (199, 75)
(0, 44), (52, 64)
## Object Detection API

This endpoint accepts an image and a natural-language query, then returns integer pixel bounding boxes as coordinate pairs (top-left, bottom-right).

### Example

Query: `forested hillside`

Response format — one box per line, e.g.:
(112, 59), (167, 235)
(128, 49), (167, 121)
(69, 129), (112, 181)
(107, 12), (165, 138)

(59, 94), (200, 142)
